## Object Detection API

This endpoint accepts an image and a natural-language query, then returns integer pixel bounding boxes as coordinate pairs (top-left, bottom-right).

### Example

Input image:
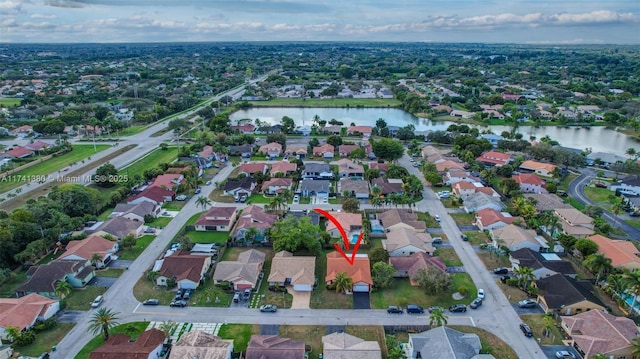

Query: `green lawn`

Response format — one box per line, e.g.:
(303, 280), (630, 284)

(116, 125), (145, 137)
(435, 247), (463, 266)
(625, 219), (640, 228)
(566, 197), (586, 211)
(15, 322), (75, 357)
(370, 273), (476, 309)
(450, 325), (518, 359)
(162, 201), (187, 211)
(417, 212), (438, 228)
(449, 213), (476, 226)
(75, 322), (149, 359)
(583, 186), (615, 206)
(95, 268), (124, 278)
(184, 230), (229, 244)
(218, 324), (258, 351)
(65, 286), (108, 311)
(519, 314), (565, 345)
(118, 235), (156, 261)
(309, 250), (353, 309)
(118, 147), (178, 179)
(280, 325), (325, 359)
(188, 278), (234, 307)
(558, 173), (579, 192)
(0, 98), (22, 106)
(97, 208), (114, 220)
(147, 216), (172, 228)
(0, 270), (27, 298)
(249, 98), (401, 108)
(253, 252), (293, 309)
(133, 275), (178, 304)
(246, 193), (273, 204)
(0, 144), (110, 194)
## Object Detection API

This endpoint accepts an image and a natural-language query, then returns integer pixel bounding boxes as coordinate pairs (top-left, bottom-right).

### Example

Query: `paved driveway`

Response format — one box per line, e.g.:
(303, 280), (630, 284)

(88, 277), (117, 287)
(290, 290), (311, 309)
(109, 260), (134, 269)
(260, 325), (279, 335)
(353, 292), (370, 309)
(326, 325), (345, 334)
(540, 345), (579, 359)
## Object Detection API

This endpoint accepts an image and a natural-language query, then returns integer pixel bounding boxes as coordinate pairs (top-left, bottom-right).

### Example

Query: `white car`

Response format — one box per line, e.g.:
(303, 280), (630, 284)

(477, 289), (485, 299)
(434, 215), (441, 222)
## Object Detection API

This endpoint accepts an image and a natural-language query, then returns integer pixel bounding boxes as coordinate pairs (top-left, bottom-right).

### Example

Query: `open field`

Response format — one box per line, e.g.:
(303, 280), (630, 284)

(0, 144), (110, 194)
(0, 98), (22, 106)
(249, 98), (401, 108)
(75, 322), (149, 359)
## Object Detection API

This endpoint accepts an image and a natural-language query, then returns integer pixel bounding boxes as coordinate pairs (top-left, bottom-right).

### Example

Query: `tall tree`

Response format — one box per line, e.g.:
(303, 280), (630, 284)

(623, 270), (640, 310)
(195, 195), (212, 211)
(89, 307), (120, 341)
(91, 253), (103, 268)
(55, 280), (73, 299)
(583, 253), (612, 284)
(334, 272), (353, 294)
(371, 262), (395, 289)
(429, 307), (448, 327)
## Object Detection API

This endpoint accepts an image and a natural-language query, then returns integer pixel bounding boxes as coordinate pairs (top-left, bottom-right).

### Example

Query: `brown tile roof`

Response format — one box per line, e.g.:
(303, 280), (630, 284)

(523, 194), (572, 211)
(322, 332), (382, 358)
(368, 162), (388, 172)
(127, 186), (175, 204)
(284, 145), (307, 155)
(259, 142), (282, 155)
(384, 228), (433, 253)
(588, 234), (640, 268)
(150, 173), (183, 190)
(491, 224), (540, 248)
(475, 208), (515, 227)
(5, 146), (33, 158)
(89, 329), (165, 359)
(233, 205), (278, 234)
(97, 217), (143, 238)
(325, 212), (362, 232)
(158, 251), (208, 283)
(435, 160), (464, 172)
(520, 160), (557, 174)
(377, 209), (426, 231)
(246, 335), (305, 359)
(16, 260), (88, 295)
(336, 158), (364, 174)
(371, 178), (403, 195)
(195, 206), (237, 227)
(313, 143), (334, 156)
(339, 178), (369, 194)
(268, 251), (316, 286)
(238, 162), (268, 175)
(269, 161), (297, 175)
(346, 126), (372, 134)
(170, 331), (233, 359)
(326, 252), (372, 286)
(338, 144), (360, 155)
(514, 173), (545, 186)
(555, 208), (593, 225)
(561, 310), (638, 358)
(59, 235), (117, 262)
(389, 252), (446, 285)
(261, 178), (293, 191)
(213, 249), (266, 287)
(0, 294), (58, 331)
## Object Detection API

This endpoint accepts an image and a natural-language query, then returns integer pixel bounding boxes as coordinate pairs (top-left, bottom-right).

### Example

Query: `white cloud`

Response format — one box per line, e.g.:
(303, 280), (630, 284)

(31, 13), (58, 19)
(0, 1), (22, 13)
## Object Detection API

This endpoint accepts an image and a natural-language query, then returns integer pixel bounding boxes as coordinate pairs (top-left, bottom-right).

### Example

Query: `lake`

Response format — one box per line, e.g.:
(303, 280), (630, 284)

(230, 107), (639, 157)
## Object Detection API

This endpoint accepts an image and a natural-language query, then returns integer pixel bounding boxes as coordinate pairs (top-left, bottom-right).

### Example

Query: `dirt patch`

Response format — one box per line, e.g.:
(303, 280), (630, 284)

(496, 282), (529, 303)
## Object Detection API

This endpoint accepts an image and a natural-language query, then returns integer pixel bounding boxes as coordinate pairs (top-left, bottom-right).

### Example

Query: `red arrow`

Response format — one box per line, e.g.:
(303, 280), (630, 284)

(314, 208), (363, 265)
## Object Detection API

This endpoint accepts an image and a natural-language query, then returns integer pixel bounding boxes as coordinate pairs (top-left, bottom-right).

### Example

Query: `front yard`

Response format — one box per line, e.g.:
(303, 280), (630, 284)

(65, 286), (108, 311)
(183, 230), (230, 244)
(449, 212), (476, 226)
(117, 235), (156, 261)
(13, 322), (75, 357)
(434, 247), (463, 266)
(519, 314), (565, 345)
(75, 322), (149, 359)
(218, 324), (259, 351)
(370, 274), (476, 309)
(310, 249), (353, 309)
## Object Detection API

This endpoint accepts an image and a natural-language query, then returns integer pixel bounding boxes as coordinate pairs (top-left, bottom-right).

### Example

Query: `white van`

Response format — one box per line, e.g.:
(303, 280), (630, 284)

(91, 295), (103, 308)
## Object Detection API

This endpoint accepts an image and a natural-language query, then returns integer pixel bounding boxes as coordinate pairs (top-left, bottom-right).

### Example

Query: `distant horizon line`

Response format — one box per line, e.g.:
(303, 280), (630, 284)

(1, 40), (638, 47)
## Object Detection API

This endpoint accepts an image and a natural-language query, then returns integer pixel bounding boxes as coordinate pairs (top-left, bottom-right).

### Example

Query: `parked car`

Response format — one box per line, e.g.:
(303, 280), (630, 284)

(434, 215), (441, 222)
(387, 306), (403, 314)
(432, 237), (443, 244)
(500, 275), (511, 283)
(91, 295), (103, 308)
(556, 190), (569, 197)
(470, 298), (483, 309)
(493, 267), (509, 275)
(205, 180), (212, 185)
(477, 289), (485, 299)
(406, 305), (424, 314)
(194, 188), (201, 194)
(182, 289), (192, 300)
(174, 289), (184, 300)
(233, 293), (240, 303)
(519, 323), (533, 337)
(449, 304), (467, 313)
(630, 212), (640, 217)
(461, 234), (468, 241)
(170, 300), (187, 307)
(555, 351), (576, 358)
(144, 227), (156, 233)
(176, 195), (187, 201)
(518, 299), (537, 308)
(428, 306), (443, 313)
(594, 182), (607, 188)
(259, 304), (278, 312)
(142, 298), (159, 306)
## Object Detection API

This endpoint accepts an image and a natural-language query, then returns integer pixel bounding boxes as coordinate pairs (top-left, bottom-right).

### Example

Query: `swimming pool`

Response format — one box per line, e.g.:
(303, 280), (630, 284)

(350, 233), (361, 244)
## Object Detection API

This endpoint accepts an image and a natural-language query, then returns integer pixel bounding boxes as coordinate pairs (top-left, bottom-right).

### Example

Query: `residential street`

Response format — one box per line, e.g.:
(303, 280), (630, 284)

(52, 153), (547, 359)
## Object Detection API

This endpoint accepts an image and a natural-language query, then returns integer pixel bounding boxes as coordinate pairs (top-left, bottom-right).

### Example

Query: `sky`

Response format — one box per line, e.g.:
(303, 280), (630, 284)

(0, 0), (639, 44)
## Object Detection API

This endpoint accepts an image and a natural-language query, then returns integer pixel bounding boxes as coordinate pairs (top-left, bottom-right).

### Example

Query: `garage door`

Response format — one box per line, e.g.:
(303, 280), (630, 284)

(353, 284), (369, 292)
(179, 282), (196, 290)
(293, 284), (312, 291)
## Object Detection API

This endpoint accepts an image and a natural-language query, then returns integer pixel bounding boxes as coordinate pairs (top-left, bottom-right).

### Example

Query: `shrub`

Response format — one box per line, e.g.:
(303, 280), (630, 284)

(457, 286), (468, 296)
(506, 278), (519, 287)
(215, 281), (230, 290)
(13, 330), (36, 347)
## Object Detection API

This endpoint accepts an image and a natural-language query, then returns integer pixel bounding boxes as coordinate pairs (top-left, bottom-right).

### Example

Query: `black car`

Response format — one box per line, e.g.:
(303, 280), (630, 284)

(461, 234), (469, 241)
(387, 306), (403, 314)
(449, 304), (467, 313)
(470, 298), (483, 309)
(493, 267), (509, 275)
(556, 190), (569, 198)
(142, 299), (159, 306)
(500, 275), (511, 283)
(169, 300), (187, 307)
(631, 212), (640, 217)
(520, 323), (533, 337)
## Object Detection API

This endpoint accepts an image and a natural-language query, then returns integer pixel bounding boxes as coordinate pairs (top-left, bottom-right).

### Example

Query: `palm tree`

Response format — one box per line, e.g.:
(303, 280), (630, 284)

(4, 326), (19, 343)
(623, 270), (640, 310)
(583, 253), (612, 284)
(280, 188), (293, 203)
(334, 272), (353, 294)
(158, 320), (178, 344)
(91, 253), (103, 268)
(195, 195), (212, 211)
(269, 195), (286, 217)
(243, 227), (261, 245)
(429, 307), (448, 327)
(606, 274), (627, 299)
(89, 307), (120, 341)
(514, 266), (536, 291)
(631, 337), (640, 356)
(542, 314), (555, 337)
(146, 271), (160, 284)
(55, 280), (73, 299)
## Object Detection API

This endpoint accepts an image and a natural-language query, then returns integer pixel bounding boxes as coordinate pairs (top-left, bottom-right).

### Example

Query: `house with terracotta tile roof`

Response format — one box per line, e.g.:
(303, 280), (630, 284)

(371, 177), (403, 195)
(476, 151), (512, 167)
(326, 252), (372, 292)
(231, 205), (278, 241)
(156, 250), (212, 290)
(378, 209), (426, 232)
(268, 251), (315, 292)
(338, 144), (360, 157)
(2, 146), (34, 159)
(261, 178), (293, 195)
(194, 206), (238, 232)
(23, 140), (51, 152)
(434, 159), (465, 173)
(554, 208), (595, 238)
(535, 274), (605, 315)
(283, 145), (307, 159)
(336, 158), (364, 178)
(490, 224), (549, 252)
(127, 186), (175, 206)
(561, 309), (638, 359)
(322, 332), (382, 359)
(9, 125), (33, 137)
(474, 208), (517, 231)
(513, 173), (547, 194)
(89, 328), (165, 359)
(368, 162), (388, 175)
(519, 160), (557, 177)
(346, 126), (372, 137)
(59, 235), (119, 268)
(213, 249), (266, 290)
(231, 124), (255, 134)
(150, 173), (184, 190)
(269, 161), (297, 176)
(383, 228), (434, 256)
(452, 181), (478, 198)
(16, 260), (95, 298)
(169, 331), (234, 359)
(0, 294), (59, 339)
(443, 168), (471, 185)
(237, 163), (268, 177)
(389, 252), (446, 286)
(588, 234), (640, 271)
(313, 143), (335, 158)
(326, 212), (363, 239)
(197, 145), (218, 161)
(258, 142), (283, 159)
(339, 178), (370, 199)
(246, 335), (305, 359)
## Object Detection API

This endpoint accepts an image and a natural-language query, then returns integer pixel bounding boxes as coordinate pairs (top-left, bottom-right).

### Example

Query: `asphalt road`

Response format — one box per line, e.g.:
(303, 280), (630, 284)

(568, 168), (640, 240)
